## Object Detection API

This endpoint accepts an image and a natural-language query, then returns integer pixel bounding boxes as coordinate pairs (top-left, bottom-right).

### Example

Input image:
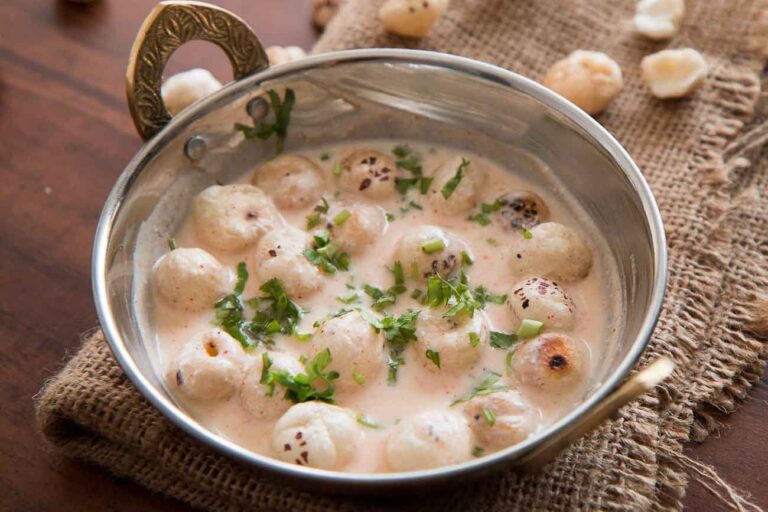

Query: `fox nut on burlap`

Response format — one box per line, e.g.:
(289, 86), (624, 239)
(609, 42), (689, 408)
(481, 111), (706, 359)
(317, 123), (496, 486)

(36, 0), (768, 511)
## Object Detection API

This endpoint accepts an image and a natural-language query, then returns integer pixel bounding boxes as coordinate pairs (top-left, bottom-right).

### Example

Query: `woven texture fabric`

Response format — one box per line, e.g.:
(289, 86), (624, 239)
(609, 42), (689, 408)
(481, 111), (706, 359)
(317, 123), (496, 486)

(36, 0), (768, 510)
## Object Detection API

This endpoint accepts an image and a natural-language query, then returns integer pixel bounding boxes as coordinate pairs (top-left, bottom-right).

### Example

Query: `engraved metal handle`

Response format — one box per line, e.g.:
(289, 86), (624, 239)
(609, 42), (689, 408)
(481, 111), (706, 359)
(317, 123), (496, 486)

(519, 357), (675, 471)
(126, 0), (269, 140)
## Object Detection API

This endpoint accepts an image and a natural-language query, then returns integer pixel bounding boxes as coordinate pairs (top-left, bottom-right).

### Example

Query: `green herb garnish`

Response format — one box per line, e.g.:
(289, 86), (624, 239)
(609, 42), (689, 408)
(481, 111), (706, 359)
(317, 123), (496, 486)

(362, 261), (407, 311)
(333, 209), (352, 226)
(467, 198), (505, 226)
(336, 293), (360, 305)
(167, 236), (177, 251)
(516, 318), (543, 338)
(312, 308), (352, 328)
(356, 413), (380, 428)
(303, 231), (350, 274)
(441, 158), (470, 199)
(332, 162), (342, 177)
(320, 152), (331, 161)
(505, 351), (515, 375)
(452, 372), (509, 405)
(421, 237), (446, 254)
(234, 88), (295, 154)
(425, 349), (441, 368)
(266, 348), (338, 403)
(472, 446), (485, 457)
(305, 197), (330, 230)
(213, 262), (253, 349)
(392, 145), (432, 195)
(461, 251), (473, 266)
(469, 332), (480, 347)
(362, 309), (420, 384)
(490, 330), (519, 349)
(250, 278), (306, 341)
(352, 371), (366, 386)
(426, 271), (482, 318)
(473, 286), (508, 307)
(481, 407), (496, 426)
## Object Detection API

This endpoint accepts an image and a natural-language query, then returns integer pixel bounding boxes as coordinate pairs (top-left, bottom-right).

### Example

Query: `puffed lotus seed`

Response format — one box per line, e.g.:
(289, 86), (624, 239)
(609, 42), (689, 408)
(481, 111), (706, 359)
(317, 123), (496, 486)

(542, 51), (623, 115)
(633, 0), (685, 40)
(312, 0), (342, 29)
(378, 0), (449, 38)
(641, 48), (708, 99)
(161, 69), (222, 117)
(266, 46), (307, 66)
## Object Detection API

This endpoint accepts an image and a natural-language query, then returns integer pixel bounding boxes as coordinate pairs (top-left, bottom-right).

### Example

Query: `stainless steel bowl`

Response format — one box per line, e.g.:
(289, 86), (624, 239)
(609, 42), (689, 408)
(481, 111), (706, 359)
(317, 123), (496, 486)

(93, 1), (668, 494)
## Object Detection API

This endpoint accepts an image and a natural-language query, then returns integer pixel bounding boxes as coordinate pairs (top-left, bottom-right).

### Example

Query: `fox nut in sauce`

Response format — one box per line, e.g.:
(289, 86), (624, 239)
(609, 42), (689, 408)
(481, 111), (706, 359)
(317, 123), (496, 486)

(394, 225), (469, 279)
(153, 248), (233, 311)
(378, 0), (449, 38)
(385, 410), (472, 471)
(272, 402), (362, 469)
(173, 330), (243, 401)
(336, 150), (398, 199)
(252, 155), (325, 209)
(493, 191), (548, 231)
(509, 222), (592, 282)
(193, 184), (280, 252)
(511, 333), (589, 394)
(241, 352), (303, 420)
(310, 311), (385, 389)
(543, 50), (623, 115)
(253, 226), (323, 298)
(509, 277), (576, 330)
(463, 390), (538, 450)
(416, 309), (489, 371)
(161, 68), (222, 116)
(428, 156), (484, 215)
(330, 203), (387, 254)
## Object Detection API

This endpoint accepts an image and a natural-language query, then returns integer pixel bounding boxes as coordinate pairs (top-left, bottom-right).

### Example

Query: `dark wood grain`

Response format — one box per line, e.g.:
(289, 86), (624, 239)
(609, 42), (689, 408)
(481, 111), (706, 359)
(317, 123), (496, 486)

(0, 1), (764, 510)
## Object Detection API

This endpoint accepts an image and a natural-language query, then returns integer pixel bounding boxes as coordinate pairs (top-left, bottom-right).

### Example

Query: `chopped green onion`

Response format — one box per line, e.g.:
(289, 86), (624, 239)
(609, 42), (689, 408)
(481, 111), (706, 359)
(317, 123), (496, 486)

(472, 446), (485, 457)
(481, 407), (496, 426)
(167, 236), (177, 251)
(516, 319), (543, 339)
(386, 212), (396, 222)
(332, 162), (342, 177)
(410, 261), (420, 279)
(461, 251), (473, 266)
(505, 351), (515, 375)
(233, 262), (248, 295)
(356, 413), (380, 428)
(522, 228), (533, 239)
(336, 293), (360, 304)
(469, 332), (480, 347)
(410, 288), (423, 300)
(352, 371), (366, 385)
(441, 158), (470, 199)
(306, 212), (321, 229)
(426, 349), (441, 368)
(333, 209), (352, 226)
(421, 237), (446, 254)
(294, 331), (312, 342)
(320, 152), (331, 161)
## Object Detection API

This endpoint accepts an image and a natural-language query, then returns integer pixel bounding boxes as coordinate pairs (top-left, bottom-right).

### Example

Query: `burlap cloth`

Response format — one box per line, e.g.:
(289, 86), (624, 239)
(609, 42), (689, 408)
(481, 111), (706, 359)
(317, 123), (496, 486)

(35, 0), (768, 510)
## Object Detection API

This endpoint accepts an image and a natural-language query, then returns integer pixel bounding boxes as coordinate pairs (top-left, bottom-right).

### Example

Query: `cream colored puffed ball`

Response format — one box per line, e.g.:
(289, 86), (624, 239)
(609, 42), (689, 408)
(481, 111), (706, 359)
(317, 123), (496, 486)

(330, 203), (387, 254)
(543, 50), (623, 115)
(272, 402), (362, 469)
(463, 390), (538, 450)
(427, 156), (484, 215)
(252, 226), (323, 298)
(385, 410), (472, 471)
(416, 309), (488, 371)
(252, 155), (325, 209)
(509, 277), (576, 330)
(312, 0), (342, 29)
(508, 222), (592, 282)
(378, 0), (449, 38)
(153, 247), (233, 311)
(641, 48), (708, 99)
(173, 330), (244, 401)
(265, 46), (307, 66)
(492, 191), (549, 231)
(240, 352), (303, 420)
(310, 311), (384, 388)
(161, 69), (222, 116)
(336, 150), (398, 199)
(511, 333), (590, 394)
(393, 225), (469, 280)
(193, 184), (280, 252)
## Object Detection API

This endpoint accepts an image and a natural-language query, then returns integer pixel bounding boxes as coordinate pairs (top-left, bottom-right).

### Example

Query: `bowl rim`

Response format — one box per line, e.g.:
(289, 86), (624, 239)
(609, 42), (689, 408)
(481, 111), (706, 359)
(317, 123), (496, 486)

(93, 48), (668, 489)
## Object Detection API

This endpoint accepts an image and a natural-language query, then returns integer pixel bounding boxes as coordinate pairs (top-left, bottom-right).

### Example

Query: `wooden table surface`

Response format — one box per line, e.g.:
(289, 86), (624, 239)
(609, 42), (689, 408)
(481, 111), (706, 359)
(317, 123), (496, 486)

(0, 1), (765, 510)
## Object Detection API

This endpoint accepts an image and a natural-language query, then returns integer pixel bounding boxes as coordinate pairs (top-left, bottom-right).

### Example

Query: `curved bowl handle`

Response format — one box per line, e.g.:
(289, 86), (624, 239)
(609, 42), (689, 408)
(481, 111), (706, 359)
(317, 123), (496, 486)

(518, 357), (675, 471)
(126, 0), (269, 140)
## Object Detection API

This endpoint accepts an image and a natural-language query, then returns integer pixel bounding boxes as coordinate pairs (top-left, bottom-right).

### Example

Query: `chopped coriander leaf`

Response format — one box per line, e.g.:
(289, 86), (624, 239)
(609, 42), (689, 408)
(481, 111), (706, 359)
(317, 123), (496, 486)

(419, 177), (433, 194)
(486, 238), (498, 246)
(315, 197), (330, 213)
(505, 351), (515, 375)
(516, 318), (543, 339)
(387, 352), (405, 384)
(306, 212), (322, 229)
(386, 212), (396, 222)
(481, 407), (496, 426)
(409, 201), (423, 210)
(425, 349), (441, 368)
(392, 145), (423, 175)
(367, 309), (420, 346)
(259, 353), (275, 395)
(472, 446), (485, 457)
(362, 261), (406, 311)
(352, 371), (366, 385)
(411, 288), (423, 300)
(336, 293), (360, 304)
(490, 330), (519, 349)
(356, 413), (380, 428)
(248, 278), (305, 344)
(469, 332), (480, 347)
(461, 251), (473, 266)
(522, 228), (533, 239)
(234, 88), (295, 154)
(320, 152), (331, 161)
(294, 331), (312, 341)
(426, 271), (483, 319)
(312, 308), (352, 328)
(305, 197), (330, 229)
(269, 348), (338, 403)
(441, 158), (470, 199)
(333, 209), (352, 226)
(303, 231), (350, 274)
(167, 236), (177, 251)
(395, 176), (420, 195)
(467, 199), (505, 227)
(473, 286), (507, 307)
(233, 262), (249, 295)
(332, 162), (342, 177)
(421, 237), (446, 254)
(451, 372), (509, 405)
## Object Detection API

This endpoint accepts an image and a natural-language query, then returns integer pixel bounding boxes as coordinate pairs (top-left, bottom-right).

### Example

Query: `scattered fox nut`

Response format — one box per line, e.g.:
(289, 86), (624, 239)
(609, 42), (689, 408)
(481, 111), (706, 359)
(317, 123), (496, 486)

(543, 51), (623, 115)
(641, 48), (708, 99)
(378, 0), (449, 38)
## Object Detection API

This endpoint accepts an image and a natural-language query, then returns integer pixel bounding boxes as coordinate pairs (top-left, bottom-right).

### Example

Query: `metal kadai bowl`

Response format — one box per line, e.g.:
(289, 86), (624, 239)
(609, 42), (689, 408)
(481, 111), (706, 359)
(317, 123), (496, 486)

(93, 0), (669, 494)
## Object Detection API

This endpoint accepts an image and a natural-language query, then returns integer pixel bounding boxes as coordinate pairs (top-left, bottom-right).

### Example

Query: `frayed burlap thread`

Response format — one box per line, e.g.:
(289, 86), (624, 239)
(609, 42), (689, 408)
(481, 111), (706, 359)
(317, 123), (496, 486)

(36, 0), (768, 510)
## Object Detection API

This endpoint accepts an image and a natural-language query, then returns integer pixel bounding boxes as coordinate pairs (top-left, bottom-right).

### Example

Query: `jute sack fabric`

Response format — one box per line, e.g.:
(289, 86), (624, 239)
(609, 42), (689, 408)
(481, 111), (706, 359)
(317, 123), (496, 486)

(36, 0), (768, 510)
